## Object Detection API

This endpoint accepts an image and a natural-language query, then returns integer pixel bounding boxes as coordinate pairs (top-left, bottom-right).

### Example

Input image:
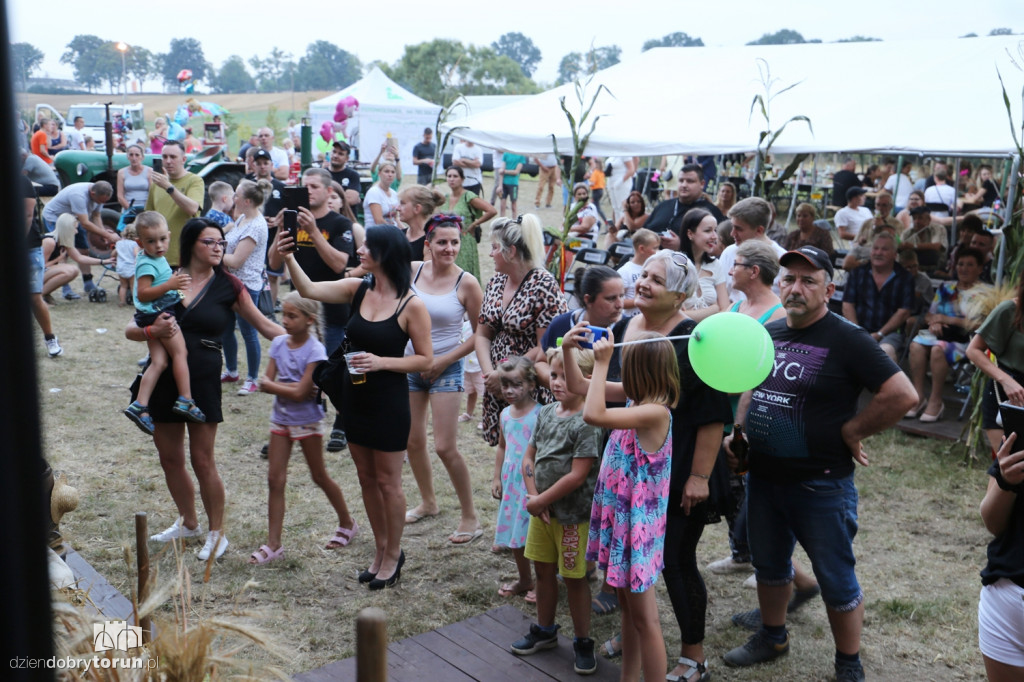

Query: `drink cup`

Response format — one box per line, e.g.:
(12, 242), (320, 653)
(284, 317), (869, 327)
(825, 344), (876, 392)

(345, 351), (367, 384)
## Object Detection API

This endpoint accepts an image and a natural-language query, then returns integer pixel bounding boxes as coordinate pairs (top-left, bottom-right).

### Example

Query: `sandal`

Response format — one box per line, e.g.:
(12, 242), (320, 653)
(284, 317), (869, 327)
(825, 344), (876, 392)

(592, 590), (619, 616)
(172, 396), (206, 423)
(602, 632), (622, 659)
(458, 413), (472, 423)
(124, 402), (155, 435)
(498, 580), (534, 597)
(249, 544), (285, 565)
(666, 656), (710, 682)
(325, 521), (359, 549)
(524, 589), (537, 604)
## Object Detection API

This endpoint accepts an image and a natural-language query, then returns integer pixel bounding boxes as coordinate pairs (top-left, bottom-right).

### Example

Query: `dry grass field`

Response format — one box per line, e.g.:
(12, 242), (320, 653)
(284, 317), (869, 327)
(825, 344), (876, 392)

(39, 179), (994, 680)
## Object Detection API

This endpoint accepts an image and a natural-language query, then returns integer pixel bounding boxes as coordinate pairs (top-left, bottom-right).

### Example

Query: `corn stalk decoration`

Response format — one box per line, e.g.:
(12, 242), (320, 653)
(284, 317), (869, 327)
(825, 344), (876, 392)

(749, 58), (812, 202)
(546, 74), (611, 287)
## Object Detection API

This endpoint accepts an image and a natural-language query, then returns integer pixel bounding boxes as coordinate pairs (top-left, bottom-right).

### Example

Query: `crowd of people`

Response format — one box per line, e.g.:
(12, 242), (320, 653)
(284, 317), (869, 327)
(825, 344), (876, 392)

(24, 135), (1024, 681)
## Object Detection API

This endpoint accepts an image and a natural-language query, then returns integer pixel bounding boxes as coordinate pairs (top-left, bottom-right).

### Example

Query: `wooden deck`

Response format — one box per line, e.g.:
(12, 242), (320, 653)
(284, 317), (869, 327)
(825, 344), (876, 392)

(64, 547), (135, 622)
(294, 604), (620, 682)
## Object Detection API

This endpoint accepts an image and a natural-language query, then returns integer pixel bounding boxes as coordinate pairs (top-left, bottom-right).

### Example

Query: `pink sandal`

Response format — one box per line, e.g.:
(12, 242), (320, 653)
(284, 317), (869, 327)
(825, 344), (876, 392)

(325, 521), (359, 549)
(249, 544), (285, 565)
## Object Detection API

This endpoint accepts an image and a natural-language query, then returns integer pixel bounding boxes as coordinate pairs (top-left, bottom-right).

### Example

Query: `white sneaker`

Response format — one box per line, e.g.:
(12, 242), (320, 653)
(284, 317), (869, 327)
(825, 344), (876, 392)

(743, 574), (757, 589)
(45, 337), (63, 357)
(707, 556), (754, 574)
(236, 379), (258, 396)
(197, 530), (229, 560)
(150, 518), (203, 543)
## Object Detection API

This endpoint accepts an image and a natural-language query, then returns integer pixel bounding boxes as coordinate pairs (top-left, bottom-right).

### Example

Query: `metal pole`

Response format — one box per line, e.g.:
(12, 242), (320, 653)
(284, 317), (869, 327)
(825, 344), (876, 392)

(995, 154), (1020, 287)
(951, 157), (961, 247)
(893, 154), (903, 211)
(300, 117), (312, 172)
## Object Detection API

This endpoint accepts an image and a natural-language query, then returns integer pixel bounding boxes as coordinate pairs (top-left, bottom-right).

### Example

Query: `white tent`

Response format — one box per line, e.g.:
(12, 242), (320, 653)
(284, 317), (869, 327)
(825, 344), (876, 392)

(442, 37), (1024, 158)
(309, 66), (442, 173)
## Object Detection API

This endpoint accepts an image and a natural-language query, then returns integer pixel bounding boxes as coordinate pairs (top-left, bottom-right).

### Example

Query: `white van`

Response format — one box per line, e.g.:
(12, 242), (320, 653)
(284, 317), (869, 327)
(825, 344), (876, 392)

(36, 103), (146, 151)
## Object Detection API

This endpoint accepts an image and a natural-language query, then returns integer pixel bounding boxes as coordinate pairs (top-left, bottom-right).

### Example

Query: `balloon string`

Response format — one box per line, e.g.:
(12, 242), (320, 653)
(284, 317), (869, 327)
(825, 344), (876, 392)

(613, 334), (695, 348)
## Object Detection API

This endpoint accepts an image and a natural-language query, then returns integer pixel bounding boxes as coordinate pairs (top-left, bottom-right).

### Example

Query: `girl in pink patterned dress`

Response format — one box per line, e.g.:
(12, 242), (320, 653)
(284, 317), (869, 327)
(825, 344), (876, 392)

(580, 330), (679, 681)
(490, 356), (541, 599)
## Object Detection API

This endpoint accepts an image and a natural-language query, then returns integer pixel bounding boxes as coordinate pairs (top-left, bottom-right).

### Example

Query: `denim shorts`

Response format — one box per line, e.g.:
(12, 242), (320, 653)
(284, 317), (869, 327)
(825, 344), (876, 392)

(408, 359), (463, 393)
(28, 247), (44, 294)
(747, 473), (863, 612)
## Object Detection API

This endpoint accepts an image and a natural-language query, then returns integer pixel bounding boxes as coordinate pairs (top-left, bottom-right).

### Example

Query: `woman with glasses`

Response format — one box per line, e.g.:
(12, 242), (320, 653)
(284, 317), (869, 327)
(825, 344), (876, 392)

(125, 218), (284, 562)
(403, 216), (484, 543)
(562, 249), (731, 682)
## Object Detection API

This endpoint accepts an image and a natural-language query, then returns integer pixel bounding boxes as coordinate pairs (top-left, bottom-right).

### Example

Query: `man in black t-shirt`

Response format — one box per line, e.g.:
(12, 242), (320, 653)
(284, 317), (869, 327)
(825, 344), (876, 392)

(411, 128), (436, 185)
(247, 148), (287, 304)
(647, 164), (725, 249)
(328, 141), (362, 208)
(723, 246), (917, 681)
(830, 158), (861, 208)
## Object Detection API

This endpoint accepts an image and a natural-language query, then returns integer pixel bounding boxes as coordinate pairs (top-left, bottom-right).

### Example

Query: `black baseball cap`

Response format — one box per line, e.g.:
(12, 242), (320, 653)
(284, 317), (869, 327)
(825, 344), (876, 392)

(253, 148), (272, 162)
(780, 245), (834, 278)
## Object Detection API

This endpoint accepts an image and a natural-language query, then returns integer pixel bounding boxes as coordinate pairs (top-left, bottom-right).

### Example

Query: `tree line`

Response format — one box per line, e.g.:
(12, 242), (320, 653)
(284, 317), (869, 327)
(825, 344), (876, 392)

(15, 27), (1018, 101)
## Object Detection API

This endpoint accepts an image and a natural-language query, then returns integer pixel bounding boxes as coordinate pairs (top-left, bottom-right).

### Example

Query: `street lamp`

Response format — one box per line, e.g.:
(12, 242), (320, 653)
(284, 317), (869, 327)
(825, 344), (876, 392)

(116, 42), (128, 108)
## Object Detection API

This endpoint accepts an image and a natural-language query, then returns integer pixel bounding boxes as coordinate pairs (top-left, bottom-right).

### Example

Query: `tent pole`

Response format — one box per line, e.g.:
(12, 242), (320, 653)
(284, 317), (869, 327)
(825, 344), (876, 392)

(893, 154), (903, 214)
(951, 158), (961, 248)
(995, 154), (1020, 287)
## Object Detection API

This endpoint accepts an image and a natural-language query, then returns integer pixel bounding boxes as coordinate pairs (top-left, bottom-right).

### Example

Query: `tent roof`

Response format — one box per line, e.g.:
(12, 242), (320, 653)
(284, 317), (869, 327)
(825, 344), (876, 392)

(442, 37), (1024, 157)
(309, 66), (441, 111)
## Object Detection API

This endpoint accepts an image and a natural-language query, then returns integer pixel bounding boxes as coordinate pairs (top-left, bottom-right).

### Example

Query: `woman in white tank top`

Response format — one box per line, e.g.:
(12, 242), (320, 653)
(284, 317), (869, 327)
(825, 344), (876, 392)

(403, 215), (485, 544)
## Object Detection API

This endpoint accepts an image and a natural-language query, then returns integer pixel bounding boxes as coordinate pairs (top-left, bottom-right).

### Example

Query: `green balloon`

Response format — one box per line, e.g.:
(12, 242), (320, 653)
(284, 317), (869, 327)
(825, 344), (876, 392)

(687, 312), (775, 393)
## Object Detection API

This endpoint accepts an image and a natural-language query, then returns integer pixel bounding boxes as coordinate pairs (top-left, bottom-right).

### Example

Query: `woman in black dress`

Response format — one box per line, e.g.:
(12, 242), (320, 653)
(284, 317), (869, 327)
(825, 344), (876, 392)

(281, 224), (432, 589)
(126, 218), (284, 561)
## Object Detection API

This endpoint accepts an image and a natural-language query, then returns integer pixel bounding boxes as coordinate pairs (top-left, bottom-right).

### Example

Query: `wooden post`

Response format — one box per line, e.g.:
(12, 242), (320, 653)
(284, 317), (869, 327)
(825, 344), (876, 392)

(356, 607), (387, 682)
(134, 512), (151, 643)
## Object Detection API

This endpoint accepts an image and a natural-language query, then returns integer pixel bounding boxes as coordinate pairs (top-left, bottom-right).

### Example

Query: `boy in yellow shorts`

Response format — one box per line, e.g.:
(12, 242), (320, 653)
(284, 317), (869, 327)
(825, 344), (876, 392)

(512, 346), (603, 675)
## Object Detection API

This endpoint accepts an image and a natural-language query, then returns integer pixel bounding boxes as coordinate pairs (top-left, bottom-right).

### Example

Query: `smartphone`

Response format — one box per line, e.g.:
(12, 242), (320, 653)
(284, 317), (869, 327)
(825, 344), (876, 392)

(152, 158), (163, 174)
(1000, 402), (1024, 442)
(580, 326), (609, 349)
(282, 210), (298, 251)
(283, 186), (309, 212)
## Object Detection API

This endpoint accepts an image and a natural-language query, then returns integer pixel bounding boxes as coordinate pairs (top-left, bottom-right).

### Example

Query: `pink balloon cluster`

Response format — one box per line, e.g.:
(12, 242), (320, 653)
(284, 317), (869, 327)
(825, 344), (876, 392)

(320, 96), (360, 143)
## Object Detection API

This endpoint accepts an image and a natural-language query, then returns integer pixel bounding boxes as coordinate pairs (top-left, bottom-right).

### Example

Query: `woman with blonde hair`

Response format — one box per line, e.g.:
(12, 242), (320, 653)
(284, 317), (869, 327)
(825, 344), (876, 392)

(398, 184), (446, 261)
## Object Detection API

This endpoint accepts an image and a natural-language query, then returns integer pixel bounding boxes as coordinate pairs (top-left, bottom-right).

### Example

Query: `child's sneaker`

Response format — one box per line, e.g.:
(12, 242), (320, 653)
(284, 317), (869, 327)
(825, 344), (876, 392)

(220, 370), (239, 383)
(237, 379), (258, 395)
(124, 402), (155, 435)
(511, 623), (560, 655)
(573, 637), (597, 675)
(172, 397), (206, 423)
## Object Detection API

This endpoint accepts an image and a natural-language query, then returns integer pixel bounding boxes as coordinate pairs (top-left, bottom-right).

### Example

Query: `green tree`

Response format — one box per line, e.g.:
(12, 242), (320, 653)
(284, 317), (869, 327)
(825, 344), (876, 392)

(492, 32), (542, 78)
(249, 47), (295, 92)
(160, 38), (212, 89)
(588, 45), (621, 71)
(747, 29), (808, 45)
(212, 55), (255, 93)
(295, 41), (361, 91)
(61, 35), (106, 91)
(557, 52), (584, 85)
(642, 32), (704, 51)
(386, 39), (537, 106)
(127, 46), (155, 91)
(12, 42), (44, 90)
(556, 46), (621, 85)
(989, 28), (1015, 36)
(836, 35), (881, 43)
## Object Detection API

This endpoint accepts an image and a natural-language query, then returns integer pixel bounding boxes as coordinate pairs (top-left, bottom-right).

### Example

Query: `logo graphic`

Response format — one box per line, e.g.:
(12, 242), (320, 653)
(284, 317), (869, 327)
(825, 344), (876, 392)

(93, 621), (143, 652)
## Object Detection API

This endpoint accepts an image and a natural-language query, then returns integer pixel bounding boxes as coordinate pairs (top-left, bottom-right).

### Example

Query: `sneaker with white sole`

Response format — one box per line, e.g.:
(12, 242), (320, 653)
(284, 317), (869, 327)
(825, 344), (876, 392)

(150, 518), (204, 543)
(197, 530), (229, 560)
(237, 379), (258, 395)
(723, 630), (790, 667)
(220, 370), (239, 383)
(708, 556), (753, 574)
(45, 337), (63, 357)
(744, 574), (757, 588)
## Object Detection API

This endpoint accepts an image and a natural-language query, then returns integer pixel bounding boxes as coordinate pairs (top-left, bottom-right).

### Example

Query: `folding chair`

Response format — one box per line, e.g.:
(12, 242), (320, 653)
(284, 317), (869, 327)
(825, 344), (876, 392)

(608, 241), (635, 268)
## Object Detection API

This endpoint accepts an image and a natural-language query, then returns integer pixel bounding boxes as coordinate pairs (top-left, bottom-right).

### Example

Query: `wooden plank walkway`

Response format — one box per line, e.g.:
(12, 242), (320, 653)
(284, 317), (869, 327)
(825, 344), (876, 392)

(64, 547), (135, 622)
(294, 604), (620, 681)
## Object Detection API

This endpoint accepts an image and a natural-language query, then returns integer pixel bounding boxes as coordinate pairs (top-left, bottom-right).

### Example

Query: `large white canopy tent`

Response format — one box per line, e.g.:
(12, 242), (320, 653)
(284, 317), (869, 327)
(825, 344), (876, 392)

(441, 36), (1024, 158)
(308, 66), (442, 173)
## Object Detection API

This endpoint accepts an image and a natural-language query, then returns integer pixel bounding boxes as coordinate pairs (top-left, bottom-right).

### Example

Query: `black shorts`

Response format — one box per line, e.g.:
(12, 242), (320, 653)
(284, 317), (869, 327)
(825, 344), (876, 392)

(464, 181), (483, 196)
(501, 183), (519, 201)
(133, 301), (183, 328)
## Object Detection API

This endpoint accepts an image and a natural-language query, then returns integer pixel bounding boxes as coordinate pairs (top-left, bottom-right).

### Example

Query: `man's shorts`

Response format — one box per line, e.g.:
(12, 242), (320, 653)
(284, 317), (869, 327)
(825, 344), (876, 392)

(877, 330), (905, 355)
(270, 422), (324, 441)
(28, 247), (44, 294)
(501, 183), (519, 201)
(525, 516), (589, 579)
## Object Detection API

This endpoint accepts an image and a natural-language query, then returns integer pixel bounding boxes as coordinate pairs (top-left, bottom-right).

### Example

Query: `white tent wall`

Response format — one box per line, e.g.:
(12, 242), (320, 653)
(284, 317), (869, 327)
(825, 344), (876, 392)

(442, 37), (1024, 158)
(309, 66), (441, 174)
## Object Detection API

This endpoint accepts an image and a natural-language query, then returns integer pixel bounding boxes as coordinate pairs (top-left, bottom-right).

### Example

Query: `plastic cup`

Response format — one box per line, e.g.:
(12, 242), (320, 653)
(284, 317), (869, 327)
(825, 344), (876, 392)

(345, 352), (367, 384)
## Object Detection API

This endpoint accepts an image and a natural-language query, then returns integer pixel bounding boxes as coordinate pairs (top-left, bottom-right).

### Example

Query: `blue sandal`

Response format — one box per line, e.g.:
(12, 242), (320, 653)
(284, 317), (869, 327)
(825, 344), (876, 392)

(172, 397), (206, 423)
(124, 402), (155, 435)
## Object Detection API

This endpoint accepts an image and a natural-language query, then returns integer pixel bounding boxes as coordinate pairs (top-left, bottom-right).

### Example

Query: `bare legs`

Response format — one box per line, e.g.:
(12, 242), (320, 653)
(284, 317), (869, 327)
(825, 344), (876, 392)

(350, 443), (405, 579)
(153, 421), (224, 531)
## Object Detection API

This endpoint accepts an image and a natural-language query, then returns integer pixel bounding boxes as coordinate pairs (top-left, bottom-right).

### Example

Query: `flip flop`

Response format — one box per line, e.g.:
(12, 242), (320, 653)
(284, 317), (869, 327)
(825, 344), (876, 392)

(249, 544), (285, 565)
(449, 528), (483, 545)
(405, 509), (438, 524)
(524, 589), (537, 604)
(325, 521), (359, 549)
(592, 590), (619, 615)
(498, 581), (534, 597)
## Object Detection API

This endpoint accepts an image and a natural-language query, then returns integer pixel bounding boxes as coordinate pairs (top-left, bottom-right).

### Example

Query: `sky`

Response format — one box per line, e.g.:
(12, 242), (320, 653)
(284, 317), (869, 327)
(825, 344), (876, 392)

(7, 0), (1024, 88)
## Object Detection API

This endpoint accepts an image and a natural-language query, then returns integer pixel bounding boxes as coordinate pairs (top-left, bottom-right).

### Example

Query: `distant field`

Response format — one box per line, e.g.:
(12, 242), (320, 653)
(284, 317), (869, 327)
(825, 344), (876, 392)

(16, 90), (332, 151)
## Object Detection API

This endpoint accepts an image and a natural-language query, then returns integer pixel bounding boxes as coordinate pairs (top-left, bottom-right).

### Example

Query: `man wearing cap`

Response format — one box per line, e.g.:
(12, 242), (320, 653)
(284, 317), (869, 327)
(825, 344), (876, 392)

(899, 206), (948, 274)
(328, 141), (362, 208)
(256, 127), (289, 181)
(723, 244), (917, 681)
(834, 187), (873, 241)
(842, 232), (915, 362)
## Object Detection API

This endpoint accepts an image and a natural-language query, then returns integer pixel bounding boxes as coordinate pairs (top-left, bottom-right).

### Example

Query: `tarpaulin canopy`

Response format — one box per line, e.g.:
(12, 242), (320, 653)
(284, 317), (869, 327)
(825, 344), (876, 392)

(442, 36), (1024, 158)
(309, 66), (441, 172)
